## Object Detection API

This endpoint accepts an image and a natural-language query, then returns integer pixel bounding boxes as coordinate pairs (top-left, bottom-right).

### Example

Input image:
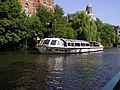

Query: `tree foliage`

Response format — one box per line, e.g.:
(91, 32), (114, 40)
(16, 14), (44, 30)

(95, 18), (116, 46)
(37, 4), (54, 37)
(0, 0), (43, 50)
(69, 11), (99, 41)
(53, 5), (76, 38)
(0, 0), (22, 49)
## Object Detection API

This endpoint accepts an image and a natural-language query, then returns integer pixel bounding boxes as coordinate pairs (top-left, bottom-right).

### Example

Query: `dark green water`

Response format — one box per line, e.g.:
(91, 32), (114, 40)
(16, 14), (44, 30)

(0, 48), (120, 90)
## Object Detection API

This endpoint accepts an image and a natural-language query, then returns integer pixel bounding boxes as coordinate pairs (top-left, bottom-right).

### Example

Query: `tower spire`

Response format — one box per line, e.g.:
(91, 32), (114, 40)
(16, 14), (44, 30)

(85, 4), (96, 21)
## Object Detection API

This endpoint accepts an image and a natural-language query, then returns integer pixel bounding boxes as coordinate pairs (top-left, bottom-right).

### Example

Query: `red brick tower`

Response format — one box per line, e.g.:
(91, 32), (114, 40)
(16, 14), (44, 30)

(18, 0), (54, 15)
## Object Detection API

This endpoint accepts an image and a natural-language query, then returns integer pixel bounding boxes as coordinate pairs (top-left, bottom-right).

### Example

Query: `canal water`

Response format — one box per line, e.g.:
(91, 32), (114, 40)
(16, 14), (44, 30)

(0, 48), (120, 90)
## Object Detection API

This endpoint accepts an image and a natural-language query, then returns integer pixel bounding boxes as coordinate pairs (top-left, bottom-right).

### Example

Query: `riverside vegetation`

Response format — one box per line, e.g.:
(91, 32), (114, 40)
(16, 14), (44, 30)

(0, 0), (120, 50)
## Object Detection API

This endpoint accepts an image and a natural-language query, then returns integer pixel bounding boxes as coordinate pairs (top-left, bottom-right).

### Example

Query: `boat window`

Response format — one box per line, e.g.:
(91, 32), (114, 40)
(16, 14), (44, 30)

(90, 42), (99, 46)
(81, 43), (85, 46)
(68, 43), (74, 46)
(57, 41), (61, 45)
(71, 43), (74, 46)
(90, 42), (95, 46)
(64, 42), (67, 47)
(86, 43), (90, 46)
(51, 40), (57, 45)
(94, 42), (99, 46)
(75, 43), (80, 46)
(43, 39), (50, 44)
(68, 43), (70, 46)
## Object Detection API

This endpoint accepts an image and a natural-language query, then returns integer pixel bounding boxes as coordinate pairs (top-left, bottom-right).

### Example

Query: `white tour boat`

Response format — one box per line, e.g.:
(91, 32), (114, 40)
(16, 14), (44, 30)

(36, 38), (103, 54)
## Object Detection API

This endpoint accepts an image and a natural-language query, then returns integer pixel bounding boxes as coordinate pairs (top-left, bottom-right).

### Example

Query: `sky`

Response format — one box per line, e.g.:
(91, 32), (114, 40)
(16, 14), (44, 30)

(54, 0), (120, 26)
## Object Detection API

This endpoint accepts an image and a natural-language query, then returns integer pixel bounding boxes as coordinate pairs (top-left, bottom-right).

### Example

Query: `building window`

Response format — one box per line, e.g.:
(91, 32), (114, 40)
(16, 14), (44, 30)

(25, 3), (29, 14)
(35, 7), (38, 14)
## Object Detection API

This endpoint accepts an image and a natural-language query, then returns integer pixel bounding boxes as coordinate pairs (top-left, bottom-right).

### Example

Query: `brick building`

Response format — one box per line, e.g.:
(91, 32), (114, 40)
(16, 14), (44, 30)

(18, 0), (54, 16)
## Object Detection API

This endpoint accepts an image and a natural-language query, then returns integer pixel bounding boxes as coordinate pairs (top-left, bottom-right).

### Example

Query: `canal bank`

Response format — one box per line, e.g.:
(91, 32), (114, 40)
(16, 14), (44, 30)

(0, 48), (120, 90)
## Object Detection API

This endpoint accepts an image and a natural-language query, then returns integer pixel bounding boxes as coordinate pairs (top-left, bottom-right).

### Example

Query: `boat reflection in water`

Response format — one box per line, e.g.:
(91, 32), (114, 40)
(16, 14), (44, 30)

(46, 56), (64, 90)
(39, 52), (103, 90)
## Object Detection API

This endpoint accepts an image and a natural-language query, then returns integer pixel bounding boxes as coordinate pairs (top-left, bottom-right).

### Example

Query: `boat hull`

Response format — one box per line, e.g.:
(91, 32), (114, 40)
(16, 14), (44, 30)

(36, 45), (103, 54)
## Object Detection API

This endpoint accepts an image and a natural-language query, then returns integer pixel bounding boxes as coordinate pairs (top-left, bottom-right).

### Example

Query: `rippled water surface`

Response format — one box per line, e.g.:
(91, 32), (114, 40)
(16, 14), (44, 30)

(0, 48), (120, 90)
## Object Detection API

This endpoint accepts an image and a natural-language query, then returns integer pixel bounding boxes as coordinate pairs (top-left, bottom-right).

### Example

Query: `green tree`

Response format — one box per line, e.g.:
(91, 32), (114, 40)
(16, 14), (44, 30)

(53, 4), (76, 38)
(100, 23), (115, 46)
(0, 0), (43, 50)
(16, 14), (43, 49)
(0, 0), (22, 49)
(25, 15), (44, 48)
(95, 18), (116, 47)
(37, 4), (54, 37)
(70, 11), (99, 41)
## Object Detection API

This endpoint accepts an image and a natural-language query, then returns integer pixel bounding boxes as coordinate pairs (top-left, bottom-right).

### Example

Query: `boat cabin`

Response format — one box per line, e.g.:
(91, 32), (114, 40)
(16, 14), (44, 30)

(41, 38), (90, 48)
(89, 41), (101, 47)
(36, 38), (103, 53)
(41, 38), (64, 47)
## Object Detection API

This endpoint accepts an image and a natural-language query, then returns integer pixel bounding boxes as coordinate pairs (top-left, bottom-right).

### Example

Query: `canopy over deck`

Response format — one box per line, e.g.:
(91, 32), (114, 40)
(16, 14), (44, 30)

(61, 39), (89, 43)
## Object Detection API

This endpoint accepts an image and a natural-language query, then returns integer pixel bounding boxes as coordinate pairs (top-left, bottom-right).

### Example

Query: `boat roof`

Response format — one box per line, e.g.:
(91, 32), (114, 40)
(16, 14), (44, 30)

(62, 39), (89, 43)
(44, 38), (61, 40)
(43, 38), (89, 43)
